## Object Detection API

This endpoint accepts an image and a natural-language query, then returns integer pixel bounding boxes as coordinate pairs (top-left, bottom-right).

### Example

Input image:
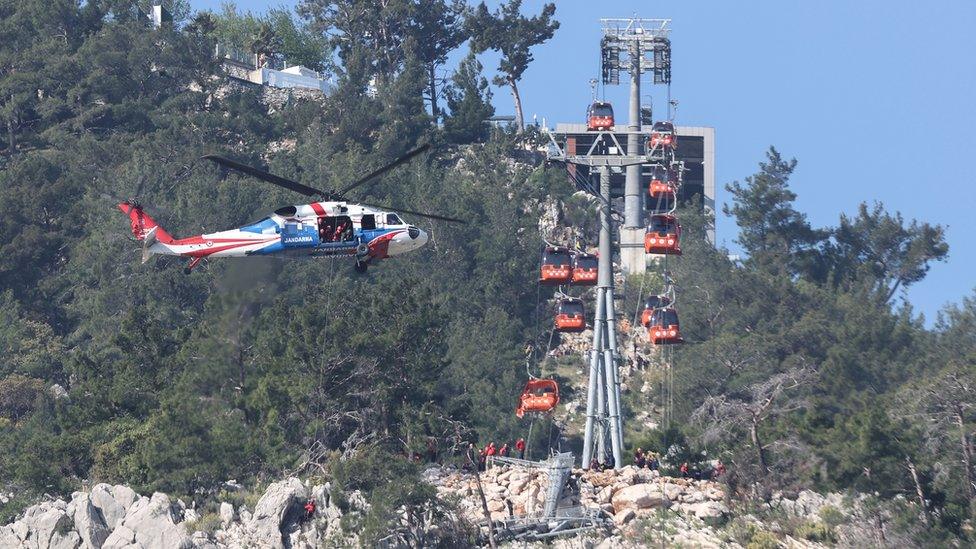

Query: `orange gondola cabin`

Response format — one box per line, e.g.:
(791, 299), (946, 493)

(586, 101), (614, 131)
(640, 295), (673, 327)
(648, 121), (677, 149)
(572, 252), (598, 285)
(648, 165), (679, 198)
(540, 246), (572, 285)
(555, 298), (586, 332)
(516, 379), (560, 418)
(648, 307), (683, 345)
(645, 214), (682, 255)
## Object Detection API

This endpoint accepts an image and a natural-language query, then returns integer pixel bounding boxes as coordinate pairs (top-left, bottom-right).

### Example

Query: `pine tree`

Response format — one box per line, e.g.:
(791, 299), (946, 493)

(443, 53), (494, 144)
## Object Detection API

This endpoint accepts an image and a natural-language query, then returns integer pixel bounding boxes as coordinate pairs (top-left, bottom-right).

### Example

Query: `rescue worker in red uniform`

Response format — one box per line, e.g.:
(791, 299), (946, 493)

(515, 438), (526, 459)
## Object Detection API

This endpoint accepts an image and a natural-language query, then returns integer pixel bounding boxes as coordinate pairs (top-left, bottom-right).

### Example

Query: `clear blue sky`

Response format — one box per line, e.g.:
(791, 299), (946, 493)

(192, 0), (976, 322)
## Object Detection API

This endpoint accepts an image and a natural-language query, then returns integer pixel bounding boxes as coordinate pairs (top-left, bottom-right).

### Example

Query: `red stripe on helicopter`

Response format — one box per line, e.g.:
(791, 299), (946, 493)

(366, 230), (405, 260)
(310, 203), (326, 216)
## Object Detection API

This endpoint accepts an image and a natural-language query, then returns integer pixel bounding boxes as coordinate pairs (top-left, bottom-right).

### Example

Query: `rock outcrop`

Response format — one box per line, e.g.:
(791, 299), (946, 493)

(0, 467), (855, 548)
(0, 477), (354, 549)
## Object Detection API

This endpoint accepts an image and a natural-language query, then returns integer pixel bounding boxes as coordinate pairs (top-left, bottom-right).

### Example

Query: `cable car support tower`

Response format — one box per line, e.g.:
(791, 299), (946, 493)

(545, 131), (649, 469)
(600, 17), (672, 274)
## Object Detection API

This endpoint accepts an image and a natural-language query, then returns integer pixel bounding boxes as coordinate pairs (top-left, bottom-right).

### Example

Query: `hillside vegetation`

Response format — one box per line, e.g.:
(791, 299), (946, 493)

(0, 0), (972, 545)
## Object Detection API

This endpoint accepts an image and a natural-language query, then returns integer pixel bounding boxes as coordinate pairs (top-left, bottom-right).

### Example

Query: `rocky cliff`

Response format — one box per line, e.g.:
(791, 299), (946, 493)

(0, 465), (888, 548)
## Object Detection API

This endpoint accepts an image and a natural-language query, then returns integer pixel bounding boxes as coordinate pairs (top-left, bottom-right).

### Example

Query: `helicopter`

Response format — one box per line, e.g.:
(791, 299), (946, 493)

(117, 144), (463, 274)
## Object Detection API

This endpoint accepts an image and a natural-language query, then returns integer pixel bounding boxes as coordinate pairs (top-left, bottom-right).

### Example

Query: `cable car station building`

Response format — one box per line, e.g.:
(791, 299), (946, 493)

(553, 122), (715, 274)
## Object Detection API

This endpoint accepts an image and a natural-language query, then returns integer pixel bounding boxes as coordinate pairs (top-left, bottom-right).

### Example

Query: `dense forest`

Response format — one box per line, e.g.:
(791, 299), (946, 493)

(0, 0), (973, 545)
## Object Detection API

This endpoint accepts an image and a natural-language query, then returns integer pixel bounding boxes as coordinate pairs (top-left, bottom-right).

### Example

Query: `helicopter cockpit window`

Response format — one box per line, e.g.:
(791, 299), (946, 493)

(386, 214), (402, 225)
(360, 214), (376, 230)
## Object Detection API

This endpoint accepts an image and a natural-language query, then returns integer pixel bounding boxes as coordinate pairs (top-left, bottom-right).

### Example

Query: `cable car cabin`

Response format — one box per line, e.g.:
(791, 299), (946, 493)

(540, 246), (572, 285)
(648, 307), (683, 345)
(640, 295), (673, 327)
(572, 253), (598, 285)
(647, 165), (676, 198)
(648, 121), (677, 150)
(645, 214), (682, 255)
(587, 101), (614, 131)
(555, 298), (586, 332)
(516, 379), (560, 418)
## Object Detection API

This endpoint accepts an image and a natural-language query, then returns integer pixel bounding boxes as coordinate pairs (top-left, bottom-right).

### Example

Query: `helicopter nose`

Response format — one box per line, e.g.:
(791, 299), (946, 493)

(408, 226), (429, 247)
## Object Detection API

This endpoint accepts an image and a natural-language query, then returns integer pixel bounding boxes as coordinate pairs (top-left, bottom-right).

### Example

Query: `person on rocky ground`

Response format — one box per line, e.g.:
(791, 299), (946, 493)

(714, 460), (726, 478)
(498, 443), (509, 457)
(589, 457), (600, 470)
(302, 499), (316, 522)
(680, 462), (689, 478)
(485, 442), (496, 468)
(478, 444), (488, 471)
(515, 437), (526, 459)
(648, 453), (660, 471)
(634, 447), (646, 468)
(426, 438), (438, 463)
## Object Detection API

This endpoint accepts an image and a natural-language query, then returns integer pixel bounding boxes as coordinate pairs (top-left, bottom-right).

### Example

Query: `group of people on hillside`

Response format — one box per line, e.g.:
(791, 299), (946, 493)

(679, 459), (726, 480)
(633, 447), (661, 470)
(633, 448), (727, 479)
(475, 438), (526, 471)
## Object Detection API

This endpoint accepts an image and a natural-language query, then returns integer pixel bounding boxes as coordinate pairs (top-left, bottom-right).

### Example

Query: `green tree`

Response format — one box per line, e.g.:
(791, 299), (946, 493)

(405, 0), (467, 120)
(466, 0), (559, 131)
(828, 202), (948, 303)
(724, 147), (826, 276)
(443, 52), (494, 143)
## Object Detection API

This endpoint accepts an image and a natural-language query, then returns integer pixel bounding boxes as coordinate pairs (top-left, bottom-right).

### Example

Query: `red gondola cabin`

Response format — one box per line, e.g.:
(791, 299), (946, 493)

(540, 246), (572, 285)
(645, 214), (682, 255)
(648, 307), (683, 345)
(587, 101), (614, 131)
(648, 165), (673, 198)
(516, 379), (560, 418)
(648, 121), (676, 150)
(555, 298), (586, 332)
(640, 295), (673, 327)
(572, 253), (598, 285)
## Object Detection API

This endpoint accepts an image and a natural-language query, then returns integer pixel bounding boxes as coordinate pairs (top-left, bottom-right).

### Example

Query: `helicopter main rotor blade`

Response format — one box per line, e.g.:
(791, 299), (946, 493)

(336, 144), (431, 198)
(201, 155), (328, 198)
(359, 201), (466, 224)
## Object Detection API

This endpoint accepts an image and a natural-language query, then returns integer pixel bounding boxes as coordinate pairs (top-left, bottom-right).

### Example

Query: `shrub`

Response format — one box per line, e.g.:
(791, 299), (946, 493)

(796, 520), (835, 543)
(188, 512), (222, 535)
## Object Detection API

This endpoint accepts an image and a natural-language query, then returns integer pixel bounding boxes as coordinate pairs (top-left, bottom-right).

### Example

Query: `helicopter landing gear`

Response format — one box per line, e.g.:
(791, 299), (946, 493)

(183, 257), (202, 275)
(355, 260), (368, 274)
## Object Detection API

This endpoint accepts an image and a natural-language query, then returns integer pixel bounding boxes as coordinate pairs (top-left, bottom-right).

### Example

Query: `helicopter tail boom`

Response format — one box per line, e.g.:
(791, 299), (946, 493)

(117, 203), (175, 244)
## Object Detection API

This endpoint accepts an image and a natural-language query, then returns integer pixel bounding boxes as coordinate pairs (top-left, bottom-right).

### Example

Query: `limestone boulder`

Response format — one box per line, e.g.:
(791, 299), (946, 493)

(613, 508), (636, 525)
(102, 525), (135, 549)
(89, 484), (126, 530)
(248, 477), (307, 549)
(70, 492), (110, 549)
(20, 502), (81, 549)
(110, 486), (138, 515)
(610, 483), (669, 514)
(119, 492), (191, 549)
(219, 502), (235, 528)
